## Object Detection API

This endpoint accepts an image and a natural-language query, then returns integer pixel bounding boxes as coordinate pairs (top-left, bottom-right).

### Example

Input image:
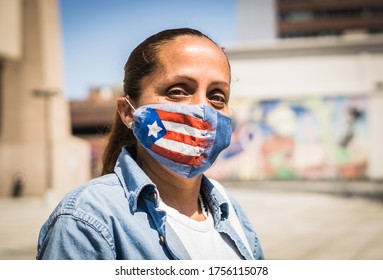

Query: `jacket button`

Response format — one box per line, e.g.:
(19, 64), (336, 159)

(152, 193), (158, 202)
(160, 236), (165, 244)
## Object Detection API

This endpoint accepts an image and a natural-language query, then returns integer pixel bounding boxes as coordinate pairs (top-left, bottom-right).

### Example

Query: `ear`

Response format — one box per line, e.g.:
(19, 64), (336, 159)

(117, 97), (135, 126)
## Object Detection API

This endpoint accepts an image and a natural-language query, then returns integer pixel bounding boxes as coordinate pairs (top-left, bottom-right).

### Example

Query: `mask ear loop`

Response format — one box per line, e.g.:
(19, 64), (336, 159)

(124, 96), (136, 129)
(125, 96), (136, 111)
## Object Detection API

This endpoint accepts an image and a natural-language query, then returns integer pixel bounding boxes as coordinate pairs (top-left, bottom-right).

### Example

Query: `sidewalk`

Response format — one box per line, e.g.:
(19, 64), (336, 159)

(228, 182), (383, 259)
(0, 198), (52, 259)
(1, 182), (383, 260)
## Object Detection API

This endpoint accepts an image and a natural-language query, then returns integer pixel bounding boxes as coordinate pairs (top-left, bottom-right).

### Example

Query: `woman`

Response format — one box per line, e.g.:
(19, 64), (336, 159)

(37, 28), (264, 260)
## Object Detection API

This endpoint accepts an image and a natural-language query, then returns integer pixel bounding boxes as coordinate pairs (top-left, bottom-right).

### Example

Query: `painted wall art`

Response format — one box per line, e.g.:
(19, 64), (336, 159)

(206, 95), (368, 181)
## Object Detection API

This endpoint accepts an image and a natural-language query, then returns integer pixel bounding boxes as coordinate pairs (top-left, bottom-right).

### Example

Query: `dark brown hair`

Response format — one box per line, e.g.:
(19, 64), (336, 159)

(101, 28), (228, 175)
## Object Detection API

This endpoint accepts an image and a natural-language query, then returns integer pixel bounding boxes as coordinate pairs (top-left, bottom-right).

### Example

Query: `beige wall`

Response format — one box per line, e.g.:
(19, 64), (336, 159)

(0, 0), (22, 59)
(0, 0), (90, 197)
(227, 37), (383, 99)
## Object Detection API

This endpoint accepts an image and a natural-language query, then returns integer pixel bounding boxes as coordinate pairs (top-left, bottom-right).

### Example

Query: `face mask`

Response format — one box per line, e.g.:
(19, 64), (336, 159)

(128, 101), (232, 178)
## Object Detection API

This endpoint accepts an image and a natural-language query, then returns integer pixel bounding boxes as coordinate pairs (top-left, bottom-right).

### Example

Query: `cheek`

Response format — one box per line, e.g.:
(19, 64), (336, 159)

(220, 106), (230, 117)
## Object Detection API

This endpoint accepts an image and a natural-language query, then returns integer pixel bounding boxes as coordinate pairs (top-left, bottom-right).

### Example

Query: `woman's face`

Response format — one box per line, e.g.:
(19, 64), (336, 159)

(137, 36), (231, 116)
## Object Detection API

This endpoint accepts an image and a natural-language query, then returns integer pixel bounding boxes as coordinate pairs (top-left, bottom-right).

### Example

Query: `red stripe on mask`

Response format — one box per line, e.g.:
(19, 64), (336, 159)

(150, 144), (206, 166)
(156, 109), (213, 131)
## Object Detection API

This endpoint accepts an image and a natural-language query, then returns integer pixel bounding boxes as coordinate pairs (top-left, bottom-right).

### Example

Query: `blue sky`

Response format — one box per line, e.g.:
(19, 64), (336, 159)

(59, 0), (237, 100)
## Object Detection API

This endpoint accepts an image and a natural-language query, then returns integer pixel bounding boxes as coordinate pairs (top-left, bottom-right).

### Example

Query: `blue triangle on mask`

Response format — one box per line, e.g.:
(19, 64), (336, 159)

(135, 108), (167, 148)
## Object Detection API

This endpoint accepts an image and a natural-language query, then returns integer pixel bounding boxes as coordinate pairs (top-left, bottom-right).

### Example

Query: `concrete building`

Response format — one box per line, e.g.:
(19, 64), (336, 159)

(236, 0), (383, 41)
(237, 0), (277, 41)
(276, 0), (383, 39)
(205, 0), (383, 181)
(0, 0), (90, 197)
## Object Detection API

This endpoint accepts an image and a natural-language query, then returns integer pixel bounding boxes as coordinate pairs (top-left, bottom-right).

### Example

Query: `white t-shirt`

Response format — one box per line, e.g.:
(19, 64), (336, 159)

(158, 198), (243, 260)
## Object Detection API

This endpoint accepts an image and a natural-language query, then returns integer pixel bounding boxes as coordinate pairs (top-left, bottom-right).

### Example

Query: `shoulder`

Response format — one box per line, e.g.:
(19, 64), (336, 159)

(41, 173), (126, 236)
(59, 173), (124, 212)
(37, 173), (128, 259)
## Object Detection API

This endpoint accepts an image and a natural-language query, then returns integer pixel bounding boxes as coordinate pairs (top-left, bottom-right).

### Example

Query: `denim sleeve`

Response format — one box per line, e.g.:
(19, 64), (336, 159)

(226, 190), (265, 260)
(37, 215), (115, 260)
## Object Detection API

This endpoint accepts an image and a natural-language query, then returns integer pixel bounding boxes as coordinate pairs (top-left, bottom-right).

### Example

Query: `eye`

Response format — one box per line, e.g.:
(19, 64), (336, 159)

(208, 92), (228, 109)
(165, 87), (189, 102)
(168, 88), (187, 96)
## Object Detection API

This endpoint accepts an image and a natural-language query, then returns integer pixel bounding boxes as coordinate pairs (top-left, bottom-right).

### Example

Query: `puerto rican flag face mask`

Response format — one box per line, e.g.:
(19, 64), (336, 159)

(131, 103), (232, 178)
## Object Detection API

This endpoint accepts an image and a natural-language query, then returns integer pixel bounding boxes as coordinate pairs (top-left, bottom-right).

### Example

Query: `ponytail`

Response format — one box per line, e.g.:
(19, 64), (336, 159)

(101, 110), (136, 175)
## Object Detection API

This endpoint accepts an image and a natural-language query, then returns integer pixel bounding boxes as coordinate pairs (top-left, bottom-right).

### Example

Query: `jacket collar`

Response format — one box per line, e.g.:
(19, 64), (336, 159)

(114, 146), (157, 212)
(201, 175), (229, 225)
(114, 146), (230, 222)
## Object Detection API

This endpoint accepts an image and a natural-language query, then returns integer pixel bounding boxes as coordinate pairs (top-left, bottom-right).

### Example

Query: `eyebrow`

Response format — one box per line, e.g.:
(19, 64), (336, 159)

(160, 75), (230, 88)
(210, 80), (230, 89)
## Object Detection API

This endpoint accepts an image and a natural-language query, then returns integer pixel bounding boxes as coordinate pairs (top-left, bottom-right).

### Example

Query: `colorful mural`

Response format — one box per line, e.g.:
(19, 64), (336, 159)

(206, 95), (368, 181)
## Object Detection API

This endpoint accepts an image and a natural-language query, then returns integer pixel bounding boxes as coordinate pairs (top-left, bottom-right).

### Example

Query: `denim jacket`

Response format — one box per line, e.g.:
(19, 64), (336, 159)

(37, 147), (264, 260)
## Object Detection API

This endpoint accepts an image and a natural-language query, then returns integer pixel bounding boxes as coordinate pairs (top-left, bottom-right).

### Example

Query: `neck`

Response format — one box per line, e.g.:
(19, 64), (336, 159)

(137, 146), (205, 221)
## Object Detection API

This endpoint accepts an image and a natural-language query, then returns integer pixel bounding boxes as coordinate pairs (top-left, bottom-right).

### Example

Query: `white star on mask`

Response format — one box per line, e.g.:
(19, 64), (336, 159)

(147, 121), (163, 138)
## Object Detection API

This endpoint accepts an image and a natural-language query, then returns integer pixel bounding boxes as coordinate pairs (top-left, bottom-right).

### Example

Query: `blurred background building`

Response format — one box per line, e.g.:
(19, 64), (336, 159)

(277, 0), (383, 39)
(209, 0), (383, 181)
(0, 0), (90, 197)
(1, 0), (383, 197)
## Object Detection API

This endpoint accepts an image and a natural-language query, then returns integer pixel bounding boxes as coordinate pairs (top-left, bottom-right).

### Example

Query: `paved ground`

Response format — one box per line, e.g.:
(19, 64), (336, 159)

(1, 181), (383, 260)
(227, 183), (383, 260)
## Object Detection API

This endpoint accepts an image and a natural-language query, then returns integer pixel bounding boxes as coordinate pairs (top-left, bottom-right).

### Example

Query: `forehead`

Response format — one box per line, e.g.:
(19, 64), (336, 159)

(154, 35), (230, 75)
(161, 35), (223, 54)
